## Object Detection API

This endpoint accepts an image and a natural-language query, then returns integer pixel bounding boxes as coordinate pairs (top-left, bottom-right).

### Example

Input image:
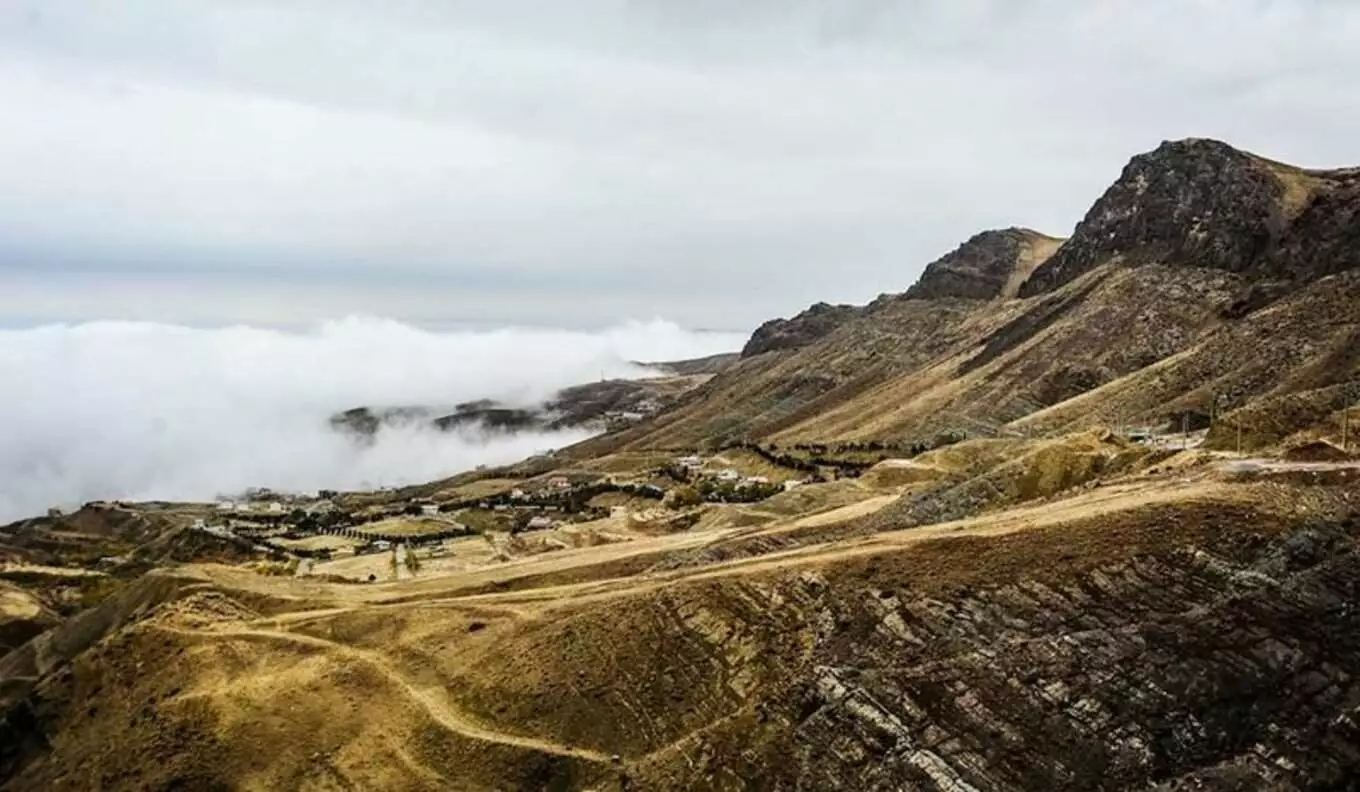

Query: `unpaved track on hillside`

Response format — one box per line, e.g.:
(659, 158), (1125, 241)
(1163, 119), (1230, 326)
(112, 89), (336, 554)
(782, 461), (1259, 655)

(434, 478), (1229, 611)
(189, 476), (1234, 652)
(154, 623), (614, 764)
(237, 477), (1228, 620)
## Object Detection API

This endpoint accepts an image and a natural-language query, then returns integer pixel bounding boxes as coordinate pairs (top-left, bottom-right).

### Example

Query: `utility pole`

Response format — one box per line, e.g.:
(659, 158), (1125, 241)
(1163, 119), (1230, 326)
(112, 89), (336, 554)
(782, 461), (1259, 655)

(1181, 414), (1190, 450)
(1236, 421), (1243, 456)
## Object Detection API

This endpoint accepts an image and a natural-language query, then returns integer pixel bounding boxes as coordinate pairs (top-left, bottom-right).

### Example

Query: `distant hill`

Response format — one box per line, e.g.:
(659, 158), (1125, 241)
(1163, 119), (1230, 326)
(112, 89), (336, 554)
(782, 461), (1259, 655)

(329, 354), (734, 439)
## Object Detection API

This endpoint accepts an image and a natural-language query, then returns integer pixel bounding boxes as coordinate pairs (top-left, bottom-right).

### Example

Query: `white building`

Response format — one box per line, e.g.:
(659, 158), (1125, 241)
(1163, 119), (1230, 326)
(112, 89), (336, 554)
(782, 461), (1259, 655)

(235, 502), (252, 514)
(216, 501), (235, 512)
(716, 468), (741, 481)
(420, 504), (440, 517)
(677, 455), (703, 469)
(373, 540), (392, 551)
(191, 518), (207, 530)
(267, 502), (284, 514)
(510, 488), (527, 500)
(745, 476), (770, 485)
(783, 480), (803, 492)
(527, 516), (555, 530)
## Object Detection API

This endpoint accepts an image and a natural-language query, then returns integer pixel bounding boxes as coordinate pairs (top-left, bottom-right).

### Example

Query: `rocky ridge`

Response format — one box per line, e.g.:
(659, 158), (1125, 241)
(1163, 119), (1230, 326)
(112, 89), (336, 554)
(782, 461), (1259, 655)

(575, 138), (1360, 454)
(1021, 138), (1360, 296)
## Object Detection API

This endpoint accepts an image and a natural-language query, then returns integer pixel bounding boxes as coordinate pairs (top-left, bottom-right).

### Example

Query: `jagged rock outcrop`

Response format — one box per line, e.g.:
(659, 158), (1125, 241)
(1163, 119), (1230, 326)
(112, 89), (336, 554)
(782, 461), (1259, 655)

(904, 228), (1062, 301)
(1021, 138), (1360, 297)
(1020, 139), (1287, 296)
(741, 301), (862, 358)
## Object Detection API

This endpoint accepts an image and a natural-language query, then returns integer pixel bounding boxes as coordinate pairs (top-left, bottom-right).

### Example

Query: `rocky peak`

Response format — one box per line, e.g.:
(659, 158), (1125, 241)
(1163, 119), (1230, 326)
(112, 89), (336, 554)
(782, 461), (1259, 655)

(904, 227), (1062, 301)
(1020, 138), (1288, 296)
(740, 301), (861, 358)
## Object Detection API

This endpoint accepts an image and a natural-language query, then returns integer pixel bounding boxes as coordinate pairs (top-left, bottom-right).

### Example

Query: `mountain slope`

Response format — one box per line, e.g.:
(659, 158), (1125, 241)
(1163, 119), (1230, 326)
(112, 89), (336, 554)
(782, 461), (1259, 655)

(568, 139), (1360, 456)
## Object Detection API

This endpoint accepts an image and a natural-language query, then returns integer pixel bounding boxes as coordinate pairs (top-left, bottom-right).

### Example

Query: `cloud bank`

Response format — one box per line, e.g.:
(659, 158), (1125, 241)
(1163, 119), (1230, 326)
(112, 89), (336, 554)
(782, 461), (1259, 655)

(0, 317), (742, 522)
(2, 1), (1359, 327)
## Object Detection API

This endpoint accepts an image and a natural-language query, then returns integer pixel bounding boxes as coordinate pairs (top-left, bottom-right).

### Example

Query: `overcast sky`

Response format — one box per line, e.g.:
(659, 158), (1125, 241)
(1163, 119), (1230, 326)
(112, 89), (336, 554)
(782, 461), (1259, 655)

(1, 1), (1358, 331)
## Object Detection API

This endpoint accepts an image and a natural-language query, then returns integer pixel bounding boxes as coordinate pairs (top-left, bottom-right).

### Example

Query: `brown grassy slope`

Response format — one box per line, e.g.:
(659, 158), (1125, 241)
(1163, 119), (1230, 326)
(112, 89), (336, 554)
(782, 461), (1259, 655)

(4, 475), (1359, 790)
(565, 297), (987, 454)
(573, 261), (1242, 451)
(777, 264), (1243, 443)
(1013, 268), (1360, 441)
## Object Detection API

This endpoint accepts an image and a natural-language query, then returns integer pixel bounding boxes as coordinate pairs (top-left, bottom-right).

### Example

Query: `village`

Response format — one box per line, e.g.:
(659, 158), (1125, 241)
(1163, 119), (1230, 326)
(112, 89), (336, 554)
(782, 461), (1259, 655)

(175, 419), (1214, 582)
(180, 448), (826, 581)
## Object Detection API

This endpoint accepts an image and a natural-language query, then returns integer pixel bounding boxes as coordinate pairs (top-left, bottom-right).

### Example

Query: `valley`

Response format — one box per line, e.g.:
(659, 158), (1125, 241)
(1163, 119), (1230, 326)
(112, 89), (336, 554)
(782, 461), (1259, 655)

(2, 138), (1359, 791)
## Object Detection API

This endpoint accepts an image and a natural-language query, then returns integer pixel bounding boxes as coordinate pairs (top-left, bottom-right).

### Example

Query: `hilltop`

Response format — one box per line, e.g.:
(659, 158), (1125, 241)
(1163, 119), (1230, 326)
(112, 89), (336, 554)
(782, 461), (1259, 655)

(3, 139), (1360, 791)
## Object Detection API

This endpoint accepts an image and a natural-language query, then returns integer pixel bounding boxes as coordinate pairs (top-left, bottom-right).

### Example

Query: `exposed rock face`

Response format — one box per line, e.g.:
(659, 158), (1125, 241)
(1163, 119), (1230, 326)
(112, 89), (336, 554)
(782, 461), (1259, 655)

(1022, 138), (1360, 298)
(1021, 139), (1287, 296)
(770, 513), (1360, 790)
(904, 228), (1061, 301)
(741, 301), (862, 358)
(1260, 169), (1360, 282)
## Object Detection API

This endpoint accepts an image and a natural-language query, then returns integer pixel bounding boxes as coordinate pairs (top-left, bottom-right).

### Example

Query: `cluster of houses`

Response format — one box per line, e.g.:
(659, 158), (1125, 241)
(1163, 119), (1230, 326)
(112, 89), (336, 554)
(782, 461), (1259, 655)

(215, 500), (286, 515)
(675, 455), (803, 492)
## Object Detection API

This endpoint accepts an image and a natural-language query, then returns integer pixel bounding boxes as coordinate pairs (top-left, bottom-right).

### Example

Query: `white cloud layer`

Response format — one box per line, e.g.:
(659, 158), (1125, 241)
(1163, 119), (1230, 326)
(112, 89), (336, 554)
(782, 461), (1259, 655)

(0, 317), (742, 522)
(1, 1), (1358, 326)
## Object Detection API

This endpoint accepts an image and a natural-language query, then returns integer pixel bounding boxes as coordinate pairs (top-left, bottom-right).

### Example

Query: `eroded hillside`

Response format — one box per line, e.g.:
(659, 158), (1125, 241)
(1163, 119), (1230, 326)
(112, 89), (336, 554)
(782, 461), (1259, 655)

(3, 464), (1359, 790)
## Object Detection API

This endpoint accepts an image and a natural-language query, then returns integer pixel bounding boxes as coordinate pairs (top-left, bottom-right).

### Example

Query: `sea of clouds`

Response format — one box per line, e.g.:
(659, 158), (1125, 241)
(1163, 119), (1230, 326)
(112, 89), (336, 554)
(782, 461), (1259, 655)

(0, 317), (744, 522)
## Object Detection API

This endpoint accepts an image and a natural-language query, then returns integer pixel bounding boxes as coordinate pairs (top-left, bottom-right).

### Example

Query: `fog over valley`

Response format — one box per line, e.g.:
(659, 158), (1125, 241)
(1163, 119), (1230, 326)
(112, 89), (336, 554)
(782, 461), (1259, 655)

(0, 316), (742, 521)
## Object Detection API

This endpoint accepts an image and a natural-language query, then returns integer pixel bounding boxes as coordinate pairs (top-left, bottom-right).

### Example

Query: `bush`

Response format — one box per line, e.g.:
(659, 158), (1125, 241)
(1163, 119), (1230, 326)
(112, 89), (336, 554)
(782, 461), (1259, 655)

(667, 486), (703, 508)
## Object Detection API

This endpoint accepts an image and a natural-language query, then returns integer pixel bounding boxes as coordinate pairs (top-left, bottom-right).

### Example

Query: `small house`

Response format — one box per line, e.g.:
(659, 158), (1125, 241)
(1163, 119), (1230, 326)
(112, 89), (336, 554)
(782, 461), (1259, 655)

(373, 540), (392, 551)
(420, 504), (440, 517)
(547, 476), (571, 490)
(783, 480), (802, 492)
(510, 488), (526, 500)
(191, 518), (207, 530)
(716, 468), (741, 482)
(235, 502), (252, 514)
(745, 476), (770, 485)
(267, 502), (284, 514)
(217, 501), (235, 512)
(527, 516), (555, 531)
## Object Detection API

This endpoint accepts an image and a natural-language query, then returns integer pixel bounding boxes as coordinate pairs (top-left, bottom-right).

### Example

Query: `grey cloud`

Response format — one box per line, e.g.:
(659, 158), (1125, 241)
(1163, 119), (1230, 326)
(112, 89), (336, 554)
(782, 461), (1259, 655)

(1, 1), (1358, 327)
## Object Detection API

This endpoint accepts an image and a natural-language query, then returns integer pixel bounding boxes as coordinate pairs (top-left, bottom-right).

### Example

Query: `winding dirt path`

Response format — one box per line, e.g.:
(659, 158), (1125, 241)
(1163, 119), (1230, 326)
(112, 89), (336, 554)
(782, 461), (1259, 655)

(154, 623), (614, 764)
